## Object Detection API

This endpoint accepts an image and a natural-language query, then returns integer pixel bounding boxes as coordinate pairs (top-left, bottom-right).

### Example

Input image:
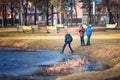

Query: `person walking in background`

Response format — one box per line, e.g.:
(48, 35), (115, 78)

(60, 32), (73, 54)
(86, 24), (93, 46)
(78, 25), (85, 46)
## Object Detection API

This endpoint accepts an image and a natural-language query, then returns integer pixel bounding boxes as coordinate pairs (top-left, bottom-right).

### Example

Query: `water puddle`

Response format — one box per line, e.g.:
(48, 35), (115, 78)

(0, 47), (107, 80)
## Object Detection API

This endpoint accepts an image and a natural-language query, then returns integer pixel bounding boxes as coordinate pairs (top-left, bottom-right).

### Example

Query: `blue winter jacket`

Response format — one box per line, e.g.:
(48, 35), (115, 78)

(65, 33), (73, 43)
(86, 26), (92, 36)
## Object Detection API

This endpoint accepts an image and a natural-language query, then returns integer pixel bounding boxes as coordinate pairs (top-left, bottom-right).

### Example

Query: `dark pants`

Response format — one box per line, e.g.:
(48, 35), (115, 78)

(61, 42), (73, 53)
(80, 36), (85, 46)
(86, 35), (91, 46)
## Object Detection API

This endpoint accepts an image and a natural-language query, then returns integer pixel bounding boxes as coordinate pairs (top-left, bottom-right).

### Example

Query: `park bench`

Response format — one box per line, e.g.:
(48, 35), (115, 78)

(16, 25), (39, 33)
(104, 23), (118, 29)
(46, 26), (59, 33)
(31, 25), (39, 30)
(45, 24), (64, 33)
(22, 26), (34, 32)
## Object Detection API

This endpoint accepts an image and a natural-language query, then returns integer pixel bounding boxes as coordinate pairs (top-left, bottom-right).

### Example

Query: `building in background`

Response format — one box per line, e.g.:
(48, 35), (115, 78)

(0, 0), (105, 26)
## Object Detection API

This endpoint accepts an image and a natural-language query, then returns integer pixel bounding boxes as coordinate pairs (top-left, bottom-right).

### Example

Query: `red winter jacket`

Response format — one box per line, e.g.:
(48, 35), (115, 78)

(79, 27), (85, 37)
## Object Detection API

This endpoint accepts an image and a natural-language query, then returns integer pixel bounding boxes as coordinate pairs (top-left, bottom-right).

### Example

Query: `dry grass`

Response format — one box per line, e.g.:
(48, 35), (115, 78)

(0, 27), (120, 80)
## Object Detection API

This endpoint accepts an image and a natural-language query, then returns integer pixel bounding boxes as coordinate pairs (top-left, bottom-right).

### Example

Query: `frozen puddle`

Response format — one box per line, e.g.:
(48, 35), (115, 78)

(0, 47), (106, 77)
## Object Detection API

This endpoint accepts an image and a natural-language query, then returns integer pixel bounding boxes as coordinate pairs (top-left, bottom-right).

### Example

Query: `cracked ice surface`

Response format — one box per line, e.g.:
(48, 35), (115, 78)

(0, 47), (79, 76)
(0, 47), (106, 77)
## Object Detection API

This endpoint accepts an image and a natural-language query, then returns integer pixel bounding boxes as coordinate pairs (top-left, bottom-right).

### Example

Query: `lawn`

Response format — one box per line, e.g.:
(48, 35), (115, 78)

(0, 27), (120, 80)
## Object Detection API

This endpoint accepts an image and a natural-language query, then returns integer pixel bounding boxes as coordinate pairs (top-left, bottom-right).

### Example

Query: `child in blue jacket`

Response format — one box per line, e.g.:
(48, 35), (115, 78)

(86, 25), (92, 46)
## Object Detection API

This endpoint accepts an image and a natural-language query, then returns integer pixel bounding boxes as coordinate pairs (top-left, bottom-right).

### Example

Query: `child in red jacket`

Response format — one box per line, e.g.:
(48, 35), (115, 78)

(79, 25), (85, 46)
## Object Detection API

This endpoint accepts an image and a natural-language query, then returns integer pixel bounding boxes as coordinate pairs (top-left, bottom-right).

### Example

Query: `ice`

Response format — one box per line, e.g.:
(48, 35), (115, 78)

(0, 48), (73, 76)
(0, 47), (106, 77)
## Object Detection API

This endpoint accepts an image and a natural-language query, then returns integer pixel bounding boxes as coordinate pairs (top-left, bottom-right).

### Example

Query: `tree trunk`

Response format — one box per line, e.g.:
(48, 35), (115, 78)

(25, 0), (28, 25)
(51, 5), (54, 26)
(34, 0), (37, 25)
(11, 2), (14, 25)
(59, 12), (62, 24)
(107, 7), (114, 24)
(57, 12), (59, 24)
(3, 5), (6, 26)
(109, 12), (114, 24)
(70, 0), (73, 26)
(88, 1), (92, 24)
(74, 0), (77, 25)
(2, 5), (4, 27)
(19, 0), (23, 25)
(46, 1), (49, 25)
(117, 6), (120, 27)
